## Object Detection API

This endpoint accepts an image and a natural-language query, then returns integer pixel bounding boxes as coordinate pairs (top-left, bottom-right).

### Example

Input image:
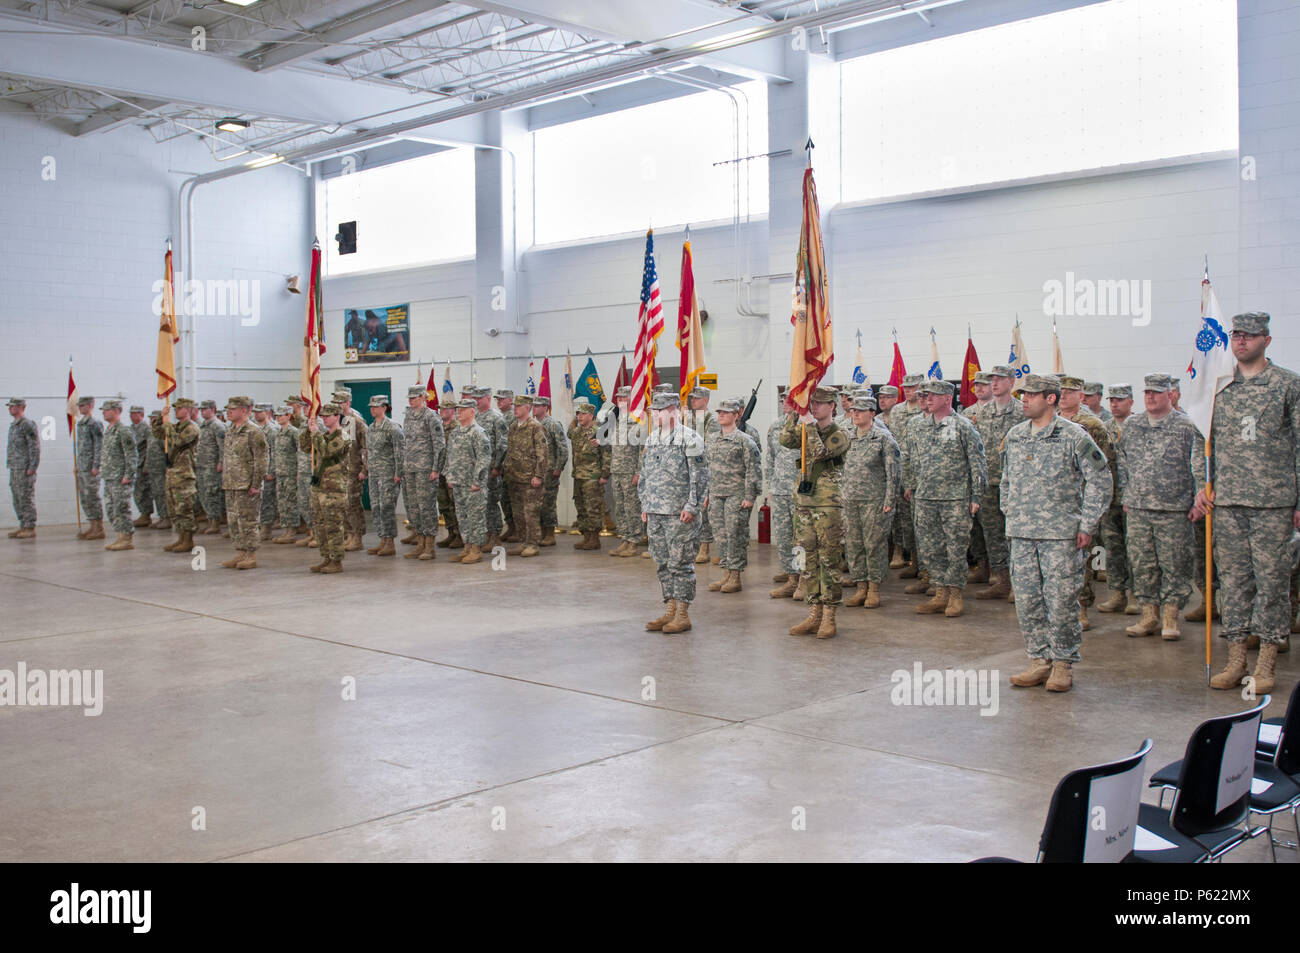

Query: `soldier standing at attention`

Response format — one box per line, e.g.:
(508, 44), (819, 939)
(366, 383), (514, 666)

(99, 400), (138, 552)
(285, 396), (312, 544)
(504, 394), (548, 557)
(768, 387), (803, 598)
(434, 401), (462, 551)
(154, 398), (200, 554)
(252, 403), (279, 536)
(195, 399), (226, 535)
(1194, 312), (1300, 694)
(75, 395), (104, 540)
(145, 410), (170, 531)
(495, 390), (517, 539)
(220, 396), (268, 570)
(446, 398), (491, 566)
(1058, 375), (1116, 631)
(302, 403), (349, 574)
(683, 387), (720, 564)
(889, 374), (926, 579)
(400, 385), (444, 561)
(704, 398), (759, 594)
(568, 399), (610, 551)
(1082, 382), (1114, 423)
(128, 405), (153, 529)
(1097, 384), (1138, 615)
(7, 398), (39, 539)
(470, 386), (508, 548)
(842, 394), (900, 610)
(641, 391), (708, 635)
(973, 366), (1025, 603)
(607, 386), (646, 557)
(963, 373), (993, 584)
(363, 396), (403, 557)
(532, 396), (568, 548)
(1117, 374), (1200, 641)
(269, 407), (301, 545)
(779, 385), (850, 639)
(333, 389), (369, 552)
(1003, 375), (1112, 693)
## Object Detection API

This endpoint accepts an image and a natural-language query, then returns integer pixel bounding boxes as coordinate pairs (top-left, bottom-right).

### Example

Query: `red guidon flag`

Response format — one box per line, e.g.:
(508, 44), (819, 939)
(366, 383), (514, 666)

(299, 242), (323, 416)
(66, 361), (78, 435)
(788, 165), (833, 413)
(425, 363), (438, 410)
(678, 237), (706, 400)
(156, 247), (179, 401)
(888, 342), (906, 391)
(960, 336), (981, 407)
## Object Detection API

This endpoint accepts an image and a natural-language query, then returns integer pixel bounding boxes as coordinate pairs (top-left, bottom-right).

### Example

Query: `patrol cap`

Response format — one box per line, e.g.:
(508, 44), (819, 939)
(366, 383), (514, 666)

(494, 389), (514, 400)
(988, 364), (1016, 379)
(456, 398), (476, 409)
(254, 402), (273, 413)
(101, 399), (122, 411)
(1058, 376), (1085, 391)
(1016, 374), (1061, 395)
(77, 395), (94, 406)
(274, 405), (291, 416)
(972, 372), (993, 385)
(651, 383), (676, 395)
(129, 404), (145, 413)
(876, 385), (899, 398)
(651, 392), (680, 410)
(533, 396), (551, 407)
(809, 386), (837, 404)
(1107, 384), (1133, 399)
(287, 395), (305, 405)
(513, 394), (534, 406)
(369, 395), (390, 407)
(1169, 377), (1181, 390)
(573, 399), (595, 414)
(406, 385), (427, 399)
(926, 379), (956, 396)
(149, 409), (162, 418)
(7, 397), (26, 407)
(175, 398), (196, 409)
(1142, 373), (1173, 393)
(1232, 311), (1270, 335)
(319, 402), (342, 416)
(902, 373), (924, 388)
(332, 388), (352, 401)
(688, 387), (711, 400)
(717, 398), (743, 414)
(226, 395), (253, 409)
(850, 394), (879, 412)
(615, 386), (632, 399)
(1082, 381), (1104, 396)
(199, 399), (217, 410)
(776, 384), (789, 395)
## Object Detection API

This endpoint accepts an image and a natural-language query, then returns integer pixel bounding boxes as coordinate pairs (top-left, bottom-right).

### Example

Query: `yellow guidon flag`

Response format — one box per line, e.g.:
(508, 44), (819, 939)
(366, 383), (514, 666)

(156, 245), (178, 402)
(787, 162), (833, 414)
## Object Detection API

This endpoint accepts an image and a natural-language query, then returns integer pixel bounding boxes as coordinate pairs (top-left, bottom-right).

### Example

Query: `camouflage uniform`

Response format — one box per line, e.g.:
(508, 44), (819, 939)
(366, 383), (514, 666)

(292, 412), (312, 529)
(401, 399), (444, 539)
(504, 403), (549, 548)
(901, 401), (987, 589)
(607, 408), (646, 546)
(196, 412), (226, 525)
(75, 411), (104, 521)
(1194, 358), (1300, 647)
(302, 425), (349, 563)
(1001, 405), (1113, 662)
(144, 418), (168, 520)
(640, 422), (708, 603)
(477, 402), (509, 537)
(888, 393), (924, 556)
(973, 396), (1025, 572)
(683, 404), (720, 543)
(152, 412), (200, 534)
(1061, 405), (1115, 608)
(437, 414), (458, 539)
(366, 413), (403, 540)
(537, 409), (569, 535)
(7, 406), (39, 529)
(222, 414), (268, 555)
(1096, 410), (1130, 596)
(339, 404), (368, 540)
(1118, 407), (1199, 609)
(256, 413), (280, 530)
(843, 422), (900, 585)
(130, 417), (154, 521)
(446, 416), (491, 547)
(766, 415), (802, 576)
(272, 420), (301, 529)
(101, 414), (138, 534)
(568, 418), (610, 532)
(779, 413), (850, 605)
(705, 425), (760, 571)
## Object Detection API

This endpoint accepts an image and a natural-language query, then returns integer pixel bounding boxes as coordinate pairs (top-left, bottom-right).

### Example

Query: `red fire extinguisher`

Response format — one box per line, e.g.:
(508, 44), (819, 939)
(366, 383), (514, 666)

(758, 497), (771, 544)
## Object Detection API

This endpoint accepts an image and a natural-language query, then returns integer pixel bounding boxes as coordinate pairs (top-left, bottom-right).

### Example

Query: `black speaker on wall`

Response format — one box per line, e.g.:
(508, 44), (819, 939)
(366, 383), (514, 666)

(336, 221), (357, 255)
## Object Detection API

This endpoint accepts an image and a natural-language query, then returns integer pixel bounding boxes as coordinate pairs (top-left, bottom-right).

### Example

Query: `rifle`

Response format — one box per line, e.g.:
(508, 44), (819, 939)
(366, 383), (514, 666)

(740, 378), (763, 429)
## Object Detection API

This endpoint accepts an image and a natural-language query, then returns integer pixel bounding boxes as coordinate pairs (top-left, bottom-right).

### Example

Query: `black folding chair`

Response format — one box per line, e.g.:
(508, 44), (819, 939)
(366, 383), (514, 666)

(1137, 696), (1271, 863)
(974, 739), (1152, 863)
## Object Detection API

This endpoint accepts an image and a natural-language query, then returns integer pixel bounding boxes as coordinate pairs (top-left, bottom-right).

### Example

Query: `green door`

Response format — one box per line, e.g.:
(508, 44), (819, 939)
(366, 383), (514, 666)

(339, 378), (392, 510)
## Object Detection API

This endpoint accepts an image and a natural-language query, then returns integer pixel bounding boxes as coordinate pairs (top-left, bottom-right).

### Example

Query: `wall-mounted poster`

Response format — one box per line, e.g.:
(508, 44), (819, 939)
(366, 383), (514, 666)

(344, 304), (410, 363)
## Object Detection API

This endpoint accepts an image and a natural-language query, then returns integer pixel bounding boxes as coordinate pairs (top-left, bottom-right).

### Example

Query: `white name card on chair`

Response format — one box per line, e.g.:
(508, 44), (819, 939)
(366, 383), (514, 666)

(1084, 762), (1143, 862)
(1215, 717), (1259, 815)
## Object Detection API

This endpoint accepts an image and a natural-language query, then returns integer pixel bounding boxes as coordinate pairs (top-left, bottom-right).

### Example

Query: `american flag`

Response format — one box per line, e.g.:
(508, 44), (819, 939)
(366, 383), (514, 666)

(631, 229), (663, 418)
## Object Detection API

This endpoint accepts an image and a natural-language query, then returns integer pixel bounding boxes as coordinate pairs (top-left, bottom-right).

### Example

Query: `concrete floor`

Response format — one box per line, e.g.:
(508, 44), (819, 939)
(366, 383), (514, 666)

(0, 524), (1294, 863)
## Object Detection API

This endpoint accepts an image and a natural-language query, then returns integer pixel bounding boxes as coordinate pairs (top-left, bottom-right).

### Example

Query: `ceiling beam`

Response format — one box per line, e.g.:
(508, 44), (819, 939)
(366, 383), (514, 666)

(75, 96), (171, 135)
(246, 0), (453, 71)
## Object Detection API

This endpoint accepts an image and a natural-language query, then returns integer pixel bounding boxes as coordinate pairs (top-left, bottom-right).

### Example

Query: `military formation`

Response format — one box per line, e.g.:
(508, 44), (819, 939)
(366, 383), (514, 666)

(6, 311), (1296, 696)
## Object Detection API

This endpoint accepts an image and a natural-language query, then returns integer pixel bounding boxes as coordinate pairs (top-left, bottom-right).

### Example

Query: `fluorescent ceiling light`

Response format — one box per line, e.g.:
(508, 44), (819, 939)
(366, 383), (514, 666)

(245, 154), (284, 168)
(222, 0), (260, 7)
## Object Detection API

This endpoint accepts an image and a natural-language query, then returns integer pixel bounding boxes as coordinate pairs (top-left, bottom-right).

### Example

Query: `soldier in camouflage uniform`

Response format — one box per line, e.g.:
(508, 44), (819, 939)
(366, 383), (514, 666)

(446, 398), (491, 565)
(1096, 384), (1138, 615)
(470, 386), (509, 547)
(683, 387), (721, 564)
(364, 395), (403, 557)
(99, 400), (138, 551)
(495, 390), (517, 537)
(435, 402), (461, 550)
(1082, 381), (1114, 423)
(972, 365), (1026, 602)
(641, 392), (708, 635)
(7, 398), (39, 538)
(153, 398), (200, 554)
(284, 396), (312, 545)
(962, 373), (993, 582)
(532, 396), (569, 548)
(268, 407), (301, 544)
(252, 404), (279, 536)
(606, 386), (647, 557)
(334, 389), (368, 552)
(401, 385), (445, 560)
(196, 399), (227, 534)
(902, 379), (987, 617)
(221, 395), (268, 570)
(889, 374), (926, 578)
(128, 406), (153, 528)
(779, 385), (850, 639)
(842, 394), (900, 610)
(144, 410), (170, 530)
(504, 394), (548, 557)
(1194, 312), (1299, 694)
(704, 398), (759, 594)
(1059, 375), (1117, 631)
(1116, 374), (1199, 641)
(568, 399), (610, 550)
(767, 387), (804, 597)
(74, 396), (104, 540)
(1003, 375), (1113, 693)
(301, 403), (349, 573)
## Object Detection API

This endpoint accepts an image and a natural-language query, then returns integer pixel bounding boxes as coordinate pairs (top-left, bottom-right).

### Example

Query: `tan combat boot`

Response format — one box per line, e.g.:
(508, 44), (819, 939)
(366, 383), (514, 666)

(791, 575), (806, 601)
(646, 601), (677, 631)
(864, 582), (881, 608)
(221, 553), (242, 569)
(721, 570), (743, 593)
(661, 601), (692, 634)
(1045, 661), (1073, 693)
(844, 582), (868, 607)
(156, 517), (172, 531)
(1160, 604), (1181, 641)
(177, 531), (194, 553)
(1209, 642), (1249, 690)
(904, 570), (930, 595)
(916, 586), (949, 614)
(274, 529), (297, 544)
(608, 540), (629, 557)
(519, 544), (539, 557)
(204, 520), (222, 535)
(7, 527), (21, 538)
(889, 550), (905, 570)
(1097, 589), (1128, 613)
(1279, 636), (1291, 655)
(899, 555), (919, 579)
(816, 605), (837, 639)
(708, 572), (725, 592)
(975, 570), (1011, 600)
(1185, 591), (1208, 621)
(967, 560), (990, 585)
(419, 536), (437, 560)
(163, 532), (186, 552)
(296, 530), (315, 548)
(18, 527), (35, 538)
(404, 536), (427, 559)
(86, 520), (105, 540)
(309, 558), (329, 572)
(376, 538), (396, 556)
(538, 527), (555, 547)
(236, 552), (257, 570)
(105, 533), (133, 551)
(459, 544), (483, 565)
(1079, 605), (1091, 631)
(1125, 605), (1159, 637)
(769, 575), (798, 599)
(945, 587), (964, 618)
(344, 533), (363, 552)
(772, 572), (790, 584)
(366, 538), (383, 554)
(1009, 658), (1053, 687)
(1249, 643), (1279, 694)
(446, 532), (465, 549)
(132, 513), (150, 529)
(694, 541), (710, 564)
(789, 605), (823, 636)
(320, 559), (343, 574)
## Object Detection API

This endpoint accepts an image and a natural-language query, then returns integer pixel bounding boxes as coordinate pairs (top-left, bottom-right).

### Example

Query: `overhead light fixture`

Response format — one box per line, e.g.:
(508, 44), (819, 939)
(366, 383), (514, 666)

(215, 117), (249, 133)
(222, 0), (261, 7)
(245, 154), (284, 169)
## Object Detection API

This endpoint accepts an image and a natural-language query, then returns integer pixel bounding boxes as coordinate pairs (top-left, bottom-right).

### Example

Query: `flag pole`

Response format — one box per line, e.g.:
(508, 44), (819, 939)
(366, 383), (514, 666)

(69, 355), (83, 535)
(1204, 436), (1213, 685)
